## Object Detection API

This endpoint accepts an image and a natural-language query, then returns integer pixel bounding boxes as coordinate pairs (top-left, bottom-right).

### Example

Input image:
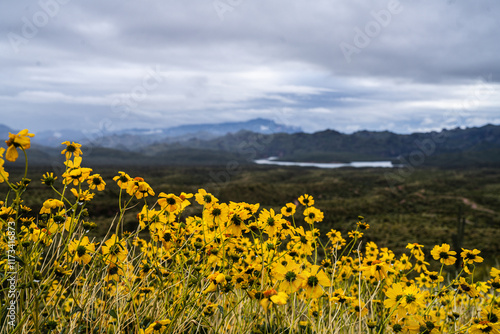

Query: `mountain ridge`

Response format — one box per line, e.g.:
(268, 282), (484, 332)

(2, 122), (500, 168)
(20, 118), (302, 148)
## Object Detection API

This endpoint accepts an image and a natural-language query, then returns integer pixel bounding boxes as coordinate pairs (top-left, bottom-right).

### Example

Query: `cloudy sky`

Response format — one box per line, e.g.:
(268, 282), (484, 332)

(1, 0), (499, 135)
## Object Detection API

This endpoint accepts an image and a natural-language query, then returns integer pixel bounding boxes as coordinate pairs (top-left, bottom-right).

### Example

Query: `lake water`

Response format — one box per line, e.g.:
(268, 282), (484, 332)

(254, 158), (396, 169)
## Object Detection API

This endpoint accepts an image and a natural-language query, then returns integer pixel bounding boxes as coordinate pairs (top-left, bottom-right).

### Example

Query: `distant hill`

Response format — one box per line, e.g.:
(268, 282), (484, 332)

(2, 122), (500, 168)
(0, 124), (14, 136)
(24, 118), (302, 148)
(142, 124), (500, 168)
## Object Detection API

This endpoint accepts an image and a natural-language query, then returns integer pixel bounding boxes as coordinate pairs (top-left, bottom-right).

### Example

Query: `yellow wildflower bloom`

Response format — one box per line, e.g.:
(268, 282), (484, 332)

(144, 319), (171, 334)
(430, 243), (456, 266)
(298, 194), (314, 207)
(303, 206), (324, 224)
(68, 236), (95, 265)
(158, 192), (182, 212)
(281, 203), (296, 217)
(87, 174), (106, 191)
(5, 129), (35, 162)
(102, 234), (128, 264)
(195, 188), (218, 207)
(61, 141), (82, 160)
(301, 264), (331, 299)
(0, 148), (9, 183)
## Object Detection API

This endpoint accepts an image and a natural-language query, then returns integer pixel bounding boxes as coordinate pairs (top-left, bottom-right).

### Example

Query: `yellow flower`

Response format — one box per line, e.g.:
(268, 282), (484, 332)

(401, 284), (426, 315)
(40, 199), (65, 214)
(87, 174), (106, 191)
(384, 282), (406, 314)
(281, 203), (296, 217)
(469, 321), (500, 334)
(301, 264), (331, 299)
(270, 291), (288, 305)
(105, 262), (124, 282)
(406, 242), (425, 260)
(71, 188), (94, 202)
(272, 260), (304, 294)
(326, 230), (346, 249)
(455, 277), (479, 298)
(144, 320), (171, 334)
(491, 267), (500, 279)
(178, 191), (193, 209)
(5, 129), (35, 162)
(68, 236), (95, 265)
(0, 148), (9, 183)
(350, 298), (369, 317)
(303, 207), (324, 224)
(41, 172), (57, 186)
(101, 234), (128, 264)
(290, 226), (315, 256)
(226, 206), (250, 237)
(430, 243), (456, 266)
(298, 194), (314, 207)
(361, 259), (393, 282)
(204, 202), (229, 227)
(348, 230), (363, 239)
(258, 208), (285, 237)
(158, 192), (183, 212)
(195, 188), (218, 207)
(481, 306), (500, 324)
(62, 157), (92, 185)
(113, 171), (132, 189)
(461, 248), (483, 264)
(126, 177), (154, 199)
(61, 141), (82, 160)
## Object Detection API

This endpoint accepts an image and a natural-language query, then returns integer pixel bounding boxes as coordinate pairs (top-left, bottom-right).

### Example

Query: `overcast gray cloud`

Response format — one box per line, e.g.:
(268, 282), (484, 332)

(1, 0), (499, 135)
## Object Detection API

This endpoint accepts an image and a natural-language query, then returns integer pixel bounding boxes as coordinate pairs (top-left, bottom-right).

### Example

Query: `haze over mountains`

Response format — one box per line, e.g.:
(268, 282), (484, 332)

(27, 118), (302, 149)
(1, 119), (500, 168)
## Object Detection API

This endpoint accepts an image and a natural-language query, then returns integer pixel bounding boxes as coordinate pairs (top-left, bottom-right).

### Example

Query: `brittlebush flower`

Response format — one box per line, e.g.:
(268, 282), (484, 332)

(298, 194), (314, 207)
(303, 207), (324, 225)
(178, 191), (193, 209)
(5, 129), (35, 162)
(406, 242), (425, 260)
(0, 148), (9, 183)
(384, 282), (405, 310)
(126, 177), (154, 199)
(61, 141), (82, 160)
(481, 307), (500, 324)
(68, 236), (95, 265)
(455, 277), (479, 298)
(272, 261), (304, 294)
(270, 291), (288, 305)
(281, 203), (296, 217)
(144, 320), (171, 334)
(301, 264), (331, 299)
(87, 174), (106, 191)
(195, 188), (218, 207)
(400, 285), (426, 315)
(469, 321), (500, 334)
(113, 171), (132, 189)
(158, 192), (182, 212)
(461, 248), (484, 265)
(41, 172), (57, 186)
(430, 243), (456, 266)
(105, 262), (124, 282)
(102, 234), (128, 264)
(40, 199), (65, 214)
(71, 188), (94, 202)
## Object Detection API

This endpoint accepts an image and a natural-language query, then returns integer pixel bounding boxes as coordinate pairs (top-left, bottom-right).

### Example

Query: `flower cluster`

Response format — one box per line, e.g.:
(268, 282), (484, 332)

(0, 130), (498, 334)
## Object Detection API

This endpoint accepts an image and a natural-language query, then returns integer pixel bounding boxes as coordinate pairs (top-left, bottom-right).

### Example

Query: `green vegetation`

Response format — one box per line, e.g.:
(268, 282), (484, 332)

(5, 164), (499, 266)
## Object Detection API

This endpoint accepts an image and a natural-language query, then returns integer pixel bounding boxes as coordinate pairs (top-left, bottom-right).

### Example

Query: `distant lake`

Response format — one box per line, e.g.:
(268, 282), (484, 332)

(254, 157), (396, 169)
